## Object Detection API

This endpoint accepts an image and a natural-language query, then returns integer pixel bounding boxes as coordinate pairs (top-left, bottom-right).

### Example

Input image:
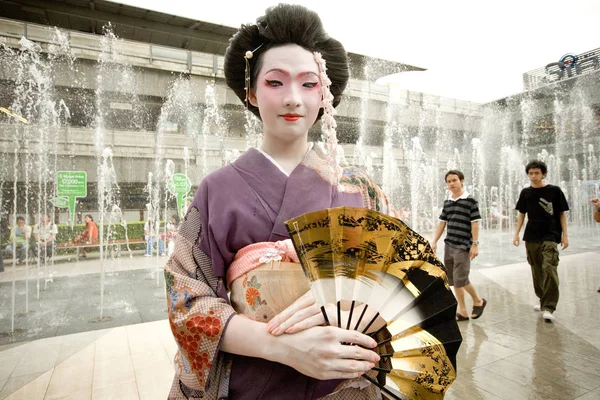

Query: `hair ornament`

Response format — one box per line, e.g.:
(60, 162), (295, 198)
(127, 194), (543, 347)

(244, 44), (264, 107)
(313, 51), (340, 181)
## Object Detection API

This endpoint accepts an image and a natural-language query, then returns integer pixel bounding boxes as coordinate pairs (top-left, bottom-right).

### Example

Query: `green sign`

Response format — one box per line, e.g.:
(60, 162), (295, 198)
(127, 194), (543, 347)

(56, 171), (87, 226)
(167, 173), (192, 216)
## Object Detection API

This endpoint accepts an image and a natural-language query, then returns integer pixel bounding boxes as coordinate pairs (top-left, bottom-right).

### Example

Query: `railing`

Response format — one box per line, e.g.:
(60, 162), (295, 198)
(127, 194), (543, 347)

(0, 17), (481, 117)
(0, 17), (222, 77)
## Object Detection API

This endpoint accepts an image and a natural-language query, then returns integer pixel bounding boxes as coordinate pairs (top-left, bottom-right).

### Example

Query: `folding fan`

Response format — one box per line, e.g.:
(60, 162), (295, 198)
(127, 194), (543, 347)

(285, 206), (462, 400)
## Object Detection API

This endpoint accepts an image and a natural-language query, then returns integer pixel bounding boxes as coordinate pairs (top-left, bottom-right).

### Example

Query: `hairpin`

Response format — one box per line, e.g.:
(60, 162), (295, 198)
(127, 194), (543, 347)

(244, 44), (264, 108)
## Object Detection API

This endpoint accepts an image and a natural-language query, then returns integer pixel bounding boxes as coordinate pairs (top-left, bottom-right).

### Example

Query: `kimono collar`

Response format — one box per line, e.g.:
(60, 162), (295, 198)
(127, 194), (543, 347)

(257, 143), (314, 177)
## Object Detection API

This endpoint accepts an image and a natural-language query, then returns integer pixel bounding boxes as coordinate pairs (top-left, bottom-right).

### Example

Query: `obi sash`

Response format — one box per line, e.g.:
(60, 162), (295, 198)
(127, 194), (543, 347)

(228, 240), (309, 322)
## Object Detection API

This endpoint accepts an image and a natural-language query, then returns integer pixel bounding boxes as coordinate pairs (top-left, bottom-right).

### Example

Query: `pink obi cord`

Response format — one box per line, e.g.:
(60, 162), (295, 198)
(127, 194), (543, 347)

(227, 240), (300, 287)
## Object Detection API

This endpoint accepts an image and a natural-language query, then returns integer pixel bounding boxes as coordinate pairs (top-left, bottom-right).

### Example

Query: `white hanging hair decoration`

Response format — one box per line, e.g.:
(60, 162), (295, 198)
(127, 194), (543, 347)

(313, 52), (337, 153)
(313, 51), (342, 183)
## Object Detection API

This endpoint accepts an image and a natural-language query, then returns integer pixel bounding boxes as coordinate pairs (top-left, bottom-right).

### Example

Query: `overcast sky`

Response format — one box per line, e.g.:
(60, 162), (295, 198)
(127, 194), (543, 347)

(108, 0), (600, 103)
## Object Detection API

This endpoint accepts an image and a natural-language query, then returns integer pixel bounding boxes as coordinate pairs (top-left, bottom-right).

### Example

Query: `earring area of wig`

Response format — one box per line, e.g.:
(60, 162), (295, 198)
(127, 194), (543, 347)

(243, 44), (263, 108)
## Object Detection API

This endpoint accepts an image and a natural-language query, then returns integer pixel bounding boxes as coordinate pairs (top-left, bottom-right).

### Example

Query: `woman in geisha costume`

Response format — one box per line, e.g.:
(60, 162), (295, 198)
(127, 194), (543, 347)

(165, 4), (430, 399)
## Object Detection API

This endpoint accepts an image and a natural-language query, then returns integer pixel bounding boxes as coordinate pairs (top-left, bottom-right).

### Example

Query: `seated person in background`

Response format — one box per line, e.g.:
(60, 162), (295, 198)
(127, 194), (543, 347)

(144, 219), (165, 257)
(74, 214), (98, 257)
(166, 215), (179, 257)
(490, 201), (509, 227)
(33, 213), (58, 260)
(166, 215), (179, 239)
(5, 216), (31, 265)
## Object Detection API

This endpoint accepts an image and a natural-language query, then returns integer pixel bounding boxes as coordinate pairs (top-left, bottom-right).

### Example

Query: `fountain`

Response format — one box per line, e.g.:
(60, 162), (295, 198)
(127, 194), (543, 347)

(1, 32), (72, 335)
(1, 19), (598, 346)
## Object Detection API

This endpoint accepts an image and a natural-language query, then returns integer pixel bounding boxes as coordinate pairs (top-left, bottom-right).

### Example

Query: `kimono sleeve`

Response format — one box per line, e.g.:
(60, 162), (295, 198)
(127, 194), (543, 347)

(164, 198), (236, 396)
(340, 167), (400, 218)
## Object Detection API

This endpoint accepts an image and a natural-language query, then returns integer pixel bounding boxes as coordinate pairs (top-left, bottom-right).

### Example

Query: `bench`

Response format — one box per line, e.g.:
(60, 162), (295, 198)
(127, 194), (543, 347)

(55, 238), (146, 259)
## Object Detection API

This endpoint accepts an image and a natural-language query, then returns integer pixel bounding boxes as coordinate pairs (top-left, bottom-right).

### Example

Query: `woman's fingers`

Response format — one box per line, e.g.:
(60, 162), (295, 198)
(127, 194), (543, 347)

(273, 302), (342, 335)
(329, 359), (376, 374)
(271, 303), (321, 335)
(267, 291), (315, 333)
(306, 326), (377, 349)
(317, 330), (380, 378)
(285, 311), (326, 334)
(280, 325), (381, 381)
(335, 343), (381, 364)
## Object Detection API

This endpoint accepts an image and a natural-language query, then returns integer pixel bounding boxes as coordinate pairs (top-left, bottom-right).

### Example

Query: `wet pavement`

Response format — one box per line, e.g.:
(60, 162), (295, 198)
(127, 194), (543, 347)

(0, 226), (598, 399)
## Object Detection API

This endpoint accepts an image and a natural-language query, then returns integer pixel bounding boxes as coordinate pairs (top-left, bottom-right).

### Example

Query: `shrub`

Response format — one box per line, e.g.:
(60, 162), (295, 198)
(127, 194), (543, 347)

(1, 221), (168, 255)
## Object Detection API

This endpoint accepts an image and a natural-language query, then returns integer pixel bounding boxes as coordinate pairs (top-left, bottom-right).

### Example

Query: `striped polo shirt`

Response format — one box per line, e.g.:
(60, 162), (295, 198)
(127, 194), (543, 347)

(439, 191), (482, 250)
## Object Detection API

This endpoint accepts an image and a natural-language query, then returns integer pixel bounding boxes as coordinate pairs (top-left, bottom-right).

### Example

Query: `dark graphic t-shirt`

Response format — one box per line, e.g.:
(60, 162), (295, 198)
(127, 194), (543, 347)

(515, 184), (569, 243)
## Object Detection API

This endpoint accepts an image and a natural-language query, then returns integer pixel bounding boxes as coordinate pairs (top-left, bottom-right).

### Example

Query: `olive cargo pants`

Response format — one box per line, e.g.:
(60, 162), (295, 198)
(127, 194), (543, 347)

(525, 241), (560, 312)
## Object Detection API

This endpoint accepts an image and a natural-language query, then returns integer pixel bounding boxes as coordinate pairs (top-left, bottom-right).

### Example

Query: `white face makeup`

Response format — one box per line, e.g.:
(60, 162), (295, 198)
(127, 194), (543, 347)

(249, 44), (322, 144)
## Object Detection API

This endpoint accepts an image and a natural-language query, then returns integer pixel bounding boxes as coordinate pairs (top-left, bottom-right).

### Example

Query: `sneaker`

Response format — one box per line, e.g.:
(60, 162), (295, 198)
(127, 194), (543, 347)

(542, 310), (555, 322)
(533, 305), (541, 312)
(160, 253), (166, 257)
(144, 254), (152, 257)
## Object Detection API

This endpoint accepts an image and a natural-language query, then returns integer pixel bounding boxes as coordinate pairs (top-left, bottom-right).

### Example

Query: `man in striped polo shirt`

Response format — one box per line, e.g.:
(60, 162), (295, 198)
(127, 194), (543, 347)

(431, 170), (487, 321)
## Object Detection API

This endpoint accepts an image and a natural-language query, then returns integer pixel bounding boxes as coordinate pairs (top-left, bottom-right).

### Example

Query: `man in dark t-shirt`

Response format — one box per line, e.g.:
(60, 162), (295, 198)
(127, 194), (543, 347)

(513, 160), (569, 322)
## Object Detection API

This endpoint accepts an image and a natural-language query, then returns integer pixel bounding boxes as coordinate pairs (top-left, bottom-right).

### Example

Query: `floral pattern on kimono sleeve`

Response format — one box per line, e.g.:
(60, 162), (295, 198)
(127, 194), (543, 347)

(340, 166), (400, 218)
(165, 206), (236, 398)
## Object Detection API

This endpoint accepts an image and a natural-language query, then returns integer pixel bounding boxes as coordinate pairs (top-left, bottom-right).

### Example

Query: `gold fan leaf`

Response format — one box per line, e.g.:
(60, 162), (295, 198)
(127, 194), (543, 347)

(285, 207), (462, 399)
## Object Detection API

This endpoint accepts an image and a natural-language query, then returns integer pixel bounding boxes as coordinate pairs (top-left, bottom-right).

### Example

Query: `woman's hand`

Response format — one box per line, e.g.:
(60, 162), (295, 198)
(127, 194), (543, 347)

(267, 291), (385, 335)
(267, 291), (325, 335)
(271, 325), (380, 380)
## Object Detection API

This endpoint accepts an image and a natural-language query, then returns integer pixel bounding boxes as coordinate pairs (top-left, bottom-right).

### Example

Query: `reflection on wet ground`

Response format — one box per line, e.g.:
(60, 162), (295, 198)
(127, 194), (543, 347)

(0, 227), (598, 399)
(446, 250), (600, 400)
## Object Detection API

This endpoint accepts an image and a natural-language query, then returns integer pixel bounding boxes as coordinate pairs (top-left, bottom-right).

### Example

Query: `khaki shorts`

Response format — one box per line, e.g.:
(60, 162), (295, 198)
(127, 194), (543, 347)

(443, 243), (471, 288)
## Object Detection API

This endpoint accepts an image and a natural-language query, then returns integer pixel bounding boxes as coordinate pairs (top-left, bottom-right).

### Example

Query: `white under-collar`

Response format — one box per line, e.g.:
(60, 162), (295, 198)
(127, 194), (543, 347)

(258, 143), (313, 177)
(448, 191), (470, 201)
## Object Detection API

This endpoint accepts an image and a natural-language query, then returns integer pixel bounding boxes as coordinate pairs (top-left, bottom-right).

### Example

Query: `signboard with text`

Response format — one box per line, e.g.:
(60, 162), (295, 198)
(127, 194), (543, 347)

(51, 171), (87, 226)
(167, 173), (192, 217)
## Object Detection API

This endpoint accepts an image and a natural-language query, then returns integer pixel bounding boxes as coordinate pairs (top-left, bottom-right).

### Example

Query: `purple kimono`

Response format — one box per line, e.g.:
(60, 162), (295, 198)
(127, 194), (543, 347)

(166, 147), (397, 400)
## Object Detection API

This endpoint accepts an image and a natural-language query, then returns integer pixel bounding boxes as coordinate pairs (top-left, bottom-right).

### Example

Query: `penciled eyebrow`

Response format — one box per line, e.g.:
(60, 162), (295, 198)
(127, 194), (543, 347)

(264, 69), (319, 78)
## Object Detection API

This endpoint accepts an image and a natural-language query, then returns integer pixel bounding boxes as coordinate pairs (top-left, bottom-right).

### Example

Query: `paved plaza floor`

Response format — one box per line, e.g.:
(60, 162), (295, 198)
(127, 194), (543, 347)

(0, 227), (599, 399)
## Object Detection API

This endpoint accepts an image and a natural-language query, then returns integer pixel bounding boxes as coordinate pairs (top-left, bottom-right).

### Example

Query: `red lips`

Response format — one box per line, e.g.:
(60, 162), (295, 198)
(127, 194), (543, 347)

(282, 114), (301, 122)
